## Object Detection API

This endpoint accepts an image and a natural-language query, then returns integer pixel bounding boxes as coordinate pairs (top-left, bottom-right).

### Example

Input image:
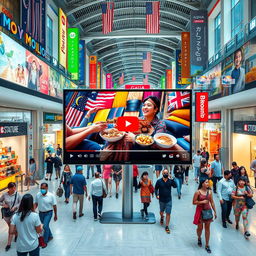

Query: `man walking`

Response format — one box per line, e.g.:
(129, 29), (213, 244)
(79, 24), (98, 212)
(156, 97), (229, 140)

(217, 170), (235, 228)
(34, 183), (57, 246)
(70, 166), (87, 219)
(88, 172), (107, 221)
(211, 154), (224, 193)
(193, 150), (202, 183)
(231, 161), (239, 180)
(155, 169), (177, 234)
(56, 144), (62, 158)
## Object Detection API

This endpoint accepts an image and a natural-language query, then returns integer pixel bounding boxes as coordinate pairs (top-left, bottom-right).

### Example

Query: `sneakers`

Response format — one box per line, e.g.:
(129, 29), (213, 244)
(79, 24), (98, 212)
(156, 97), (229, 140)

(73, 212), (77, 220)
(227, 219), (233, 224)
(98, 213), (102, 219)
(94, 218), (98, 221)
(244, 231), (251, 239)
(145, 214), (149, 220)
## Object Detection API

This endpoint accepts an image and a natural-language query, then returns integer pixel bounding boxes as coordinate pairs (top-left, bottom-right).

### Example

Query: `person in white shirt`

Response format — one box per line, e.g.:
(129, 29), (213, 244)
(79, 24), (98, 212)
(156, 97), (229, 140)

(193, 150), (202, 183)
(34, 183), (57, 245)
(10, 194), (42, 256)
(88, 172), (107, 221)
(217, 170), (235, 228)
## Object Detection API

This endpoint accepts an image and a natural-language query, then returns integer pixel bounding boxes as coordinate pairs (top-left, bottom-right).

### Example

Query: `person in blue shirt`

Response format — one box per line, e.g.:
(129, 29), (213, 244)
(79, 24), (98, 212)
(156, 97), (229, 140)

(70, 166), (87, 220)
(211, 154), (224, 193)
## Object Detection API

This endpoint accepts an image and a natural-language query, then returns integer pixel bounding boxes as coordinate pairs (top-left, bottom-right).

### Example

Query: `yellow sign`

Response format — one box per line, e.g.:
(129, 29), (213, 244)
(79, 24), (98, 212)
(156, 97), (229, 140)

(59, 8), (67, 69)
(97, 62), (101, 88)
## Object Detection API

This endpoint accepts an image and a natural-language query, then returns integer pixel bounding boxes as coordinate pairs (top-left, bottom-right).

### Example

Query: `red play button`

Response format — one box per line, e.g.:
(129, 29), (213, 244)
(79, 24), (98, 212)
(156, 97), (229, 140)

(116, 117), (139, 132)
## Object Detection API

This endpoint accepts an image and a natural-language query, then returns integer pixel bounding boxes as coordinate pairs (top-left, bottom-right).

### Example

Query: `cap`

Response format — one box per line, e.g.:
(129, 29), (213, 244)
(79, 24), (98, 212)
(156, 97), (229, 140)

(77, 166), (83, 172)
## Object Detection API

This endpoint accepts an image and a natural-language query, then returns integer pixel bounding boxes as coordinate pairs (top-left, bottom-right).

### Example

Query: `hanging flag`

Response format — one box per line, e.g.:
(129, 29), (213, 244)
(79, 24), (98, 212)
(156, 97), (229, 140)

(143, 52), (152, 73)
(132, 76), (136, 81)
(101, 2), (114, 34)
(119, 73), (124, 85)
(166, 69), (172, 89)
(89, 56), (97, 88)
(146, 1), (160, 34)
(168, 91), (190, 112)
(106, 73), (112, 88)
(143, 74), (148, 84)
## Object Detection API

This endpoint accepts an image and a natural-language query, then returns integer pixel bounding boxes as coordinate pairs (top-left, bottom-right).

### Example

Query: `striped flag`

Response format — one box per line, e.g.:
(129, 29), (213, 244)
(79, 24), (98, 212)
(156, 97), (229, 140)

(146, 1), (160, 34)
(101, 2), (114, 34)
(143, 52), (152, 73)
(84, 91), (116, 111)
(168, 91), (190, 112)
(132, 76), (136, 81)
(143, 74), (148, 84)
(119, 73), (124, 85)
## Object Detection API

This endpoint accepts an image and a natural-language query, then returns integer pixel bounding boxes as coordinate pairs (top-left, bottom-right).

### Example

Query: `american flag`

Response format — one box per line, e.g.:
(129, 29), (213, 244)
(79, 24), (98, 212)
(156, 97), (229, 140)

(84, 91), (116, 111)
(143, 74), (148, 84)
(146, 2), (160, 34)
(101, 2), (114, 34)
(66, 92), (88, 127)
(168, 91), (190, 112)
(119, 73), (124, 85)
(143, 52), (152, 73)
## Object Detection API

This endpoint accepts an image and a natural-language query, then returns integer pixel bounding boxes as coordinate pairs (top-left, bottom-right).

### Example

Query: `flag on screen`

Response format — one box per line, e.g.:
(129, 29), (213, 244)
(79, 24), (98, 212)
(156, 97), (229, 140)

(84, 91), (116, 111)
(143, 74), (148, 84)
(168, 91), (190, 112)
(146, 1), (160, 34)
(143, 52), (152, 73)
(132, 76), (136, 81)
(119, 73), (124, 85)
(101, 2), (114, 34)
(66, 92), (88, 127)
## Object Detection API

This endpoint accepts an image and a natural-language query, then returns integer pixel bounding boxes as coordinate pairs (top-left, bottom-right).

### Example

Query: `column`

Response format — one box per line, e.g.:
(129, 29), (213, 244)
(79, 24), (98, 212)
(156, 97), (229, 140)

(122, 165), (133, 219)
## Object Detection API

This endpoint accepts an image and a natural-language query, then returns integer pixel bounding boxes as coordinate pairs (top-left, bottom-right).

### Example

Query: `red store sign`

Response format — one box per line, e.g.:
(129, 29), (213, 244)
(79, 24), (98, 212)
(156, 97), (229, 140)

(195, 92), (208, 122)
(125, 85), (150, 89)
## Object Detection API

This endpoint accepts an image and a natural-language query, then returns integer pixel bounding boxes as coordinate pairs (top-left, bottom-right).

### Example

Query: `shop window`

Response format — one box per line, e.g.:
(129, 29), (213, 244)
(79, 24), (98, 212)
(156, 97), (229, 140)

(231, 0), (243, 38)
(47, 15), (53, 56)
(233, 108), (256, 121)
(214, 13), (221, 53)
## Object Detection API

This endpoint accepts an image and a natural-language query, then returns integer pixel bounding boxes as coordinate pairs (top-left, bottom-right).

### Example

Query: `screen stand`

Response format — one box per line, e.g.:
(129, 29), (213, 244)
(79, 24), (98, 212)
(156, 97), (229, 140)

(100, 165), (156, 224)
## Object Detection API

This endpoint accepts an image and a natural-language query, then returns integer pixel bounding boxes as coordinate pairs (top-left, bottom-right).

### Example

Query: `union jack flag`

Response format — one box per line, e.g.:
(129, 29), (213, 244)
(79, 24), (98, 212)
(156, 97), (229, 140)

(168, 91), (190, 112)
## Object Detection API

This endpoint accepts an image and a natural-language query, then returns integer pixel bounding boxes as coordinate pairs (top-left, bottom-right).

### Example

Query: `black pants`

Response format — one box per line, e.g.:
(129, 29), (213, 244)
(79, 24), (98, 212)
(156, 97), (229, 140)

(221, 200), (233, 223)
(212, 176), (222, 192)
(143, 203), (150, 215)
(92, 195), (103, 219)
(133, 177), (138, 191)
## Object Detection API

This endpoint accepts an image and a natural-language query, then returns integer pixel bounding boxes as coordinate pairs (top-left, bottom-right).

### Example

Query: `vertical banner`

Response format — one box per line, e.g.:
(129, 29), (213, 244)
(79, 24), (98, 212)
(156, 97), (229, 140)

(20, 0), (46, 48)
(106, 73), (112, 89)
(166, 69), (172, 89)
(195, 92), (208, 122)
(190, 10), (208, 77)
(59, 8), (67, 69)
(160, 76), (166, 89)
(97, 62), (101, 89)
(68, 28), (79, 80)
(89, 56), (97, 88)
(175, 50), (182, 88)
(78, 40), (85, 86)
(181, 32), (191, 84)
(172, 61), (176, 89)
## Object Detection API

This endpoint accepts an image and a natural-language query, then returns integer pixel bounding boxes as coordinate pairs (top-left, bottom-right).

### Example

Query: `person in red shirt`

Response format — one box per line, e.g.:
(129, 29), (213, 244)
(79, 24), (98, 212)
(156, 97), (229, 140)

(133, 165), (139, 192)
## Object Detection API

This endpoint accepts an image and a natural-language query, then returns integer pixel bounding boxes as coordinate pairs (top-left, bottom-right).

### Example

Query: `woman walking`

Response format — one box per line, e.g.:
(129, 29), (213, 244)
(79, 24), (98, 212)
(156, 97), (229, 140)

(0, 182), (22, 251)
(112, 165), (123, 199)
(174, 165), (185, 199)
(231, 177), (253, 239)
(60, 165), (73, 203)
(139, 171), (153, 220)
(234, 166), (250, 186)
(199, 159), (211, 182)
(193, 179), (217, 254)
(26, 158), (39, 190)
(10, 194), (43, 256)
(103, 165), (113, 197)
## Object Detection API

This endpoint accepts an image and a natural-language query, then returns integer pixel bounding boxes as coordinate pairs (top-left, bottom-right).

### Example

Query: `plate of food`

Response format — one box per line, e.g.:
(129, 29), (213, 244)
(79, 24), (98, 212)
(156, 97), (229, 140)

(100, 128), (125, 142)
(153, 133), (177, 148)
(135, 134), (154, 147)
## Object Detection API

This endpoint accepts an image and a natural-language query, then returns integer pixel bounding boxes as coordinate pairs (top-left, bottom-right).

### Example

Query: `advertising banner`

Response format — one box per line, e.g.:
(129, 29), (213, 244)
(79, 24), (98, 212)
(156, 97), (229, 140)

(190, 10), (208, 77)
(160, 76), (166, 89)
(166, 69), (172, 89)
(175, 49), (182, 88)
(78, 40), (85, 85)
(20, 0), (46, 48)
(106, 73), (112, 89)
(59, 8), (67, 69)
(49, 67), (61, 97)
(68, 28), (79, 80)
(125, 85), (150, 89)
(97, 62), (101, 89)
(89, 56), (97, 88)
(172, 61), (176, 89)
(181, 32), (191, 84)
(26, 51), (48, 95)
(195, 92), (208, 122)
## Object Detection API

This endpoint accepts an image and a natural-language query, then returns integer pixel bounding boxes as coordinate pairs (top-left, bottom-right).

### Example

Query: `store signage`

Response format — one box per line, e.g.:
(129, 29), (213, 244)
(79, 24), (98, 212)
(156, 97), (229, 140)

(175, 49), (182, 87)
(0, 4), (13, 19)
(181, 32), (191, 84)
(0, 13), (45, 57)
(166, 69), (172, 89)
(0, 123), (27, 138)
(79, 40), (85, 85)
(68, 28), (79, 80)
(89, 56), (97, 88)
(234, 121), (256, 135)
(125, 85), (150, 89)
(59, 8), (67, 69)
(106, 73), (112, 89)
(195, 92), (208, 122)
(208, 111), (221, 121)
(44, 113), (63, 123)
(97, 62), (101, 89)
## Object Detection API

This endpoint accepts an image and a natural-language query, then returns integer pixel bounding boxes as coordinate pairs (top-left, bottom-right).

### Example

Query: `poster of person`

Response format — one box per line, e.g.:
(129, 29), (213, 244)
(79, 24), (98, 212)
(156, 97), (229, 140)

(0, 32), (27, 87)
(49, 67), (60, 97)
(26, 51), (49, 95)
(205, 63), (222, 96)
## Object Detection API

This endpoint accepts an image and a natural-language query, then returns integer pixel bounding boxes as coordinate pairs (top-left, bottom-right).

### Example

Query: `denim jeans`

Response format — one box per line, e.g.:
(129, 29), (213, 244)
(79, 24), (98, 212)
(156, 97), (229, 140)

(63, 183), (71, 199)
(39, 211), (53, 243)
(194, 167), (200, 178)
(175, 177), (183, 196)
(221, 199), (233, 223)
(92, 195), (103, 219)
(17, 246), (40, 256)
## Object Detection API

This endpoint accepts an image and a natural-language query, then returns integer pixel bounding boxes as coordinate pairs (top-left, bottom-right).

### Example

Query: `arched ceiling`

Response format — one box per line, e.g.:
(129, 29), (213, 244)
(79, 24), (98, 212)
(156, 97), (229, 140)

(61, 0), (206, 87)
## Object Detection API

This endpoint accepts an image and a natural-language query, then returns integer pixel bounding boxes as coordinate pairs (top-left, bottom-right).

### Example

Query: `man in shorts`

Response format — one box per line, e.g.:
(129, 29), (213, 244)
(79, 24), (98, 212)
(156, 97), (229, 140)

(155, 165), (163, 178)
(155, 168), (177, 234)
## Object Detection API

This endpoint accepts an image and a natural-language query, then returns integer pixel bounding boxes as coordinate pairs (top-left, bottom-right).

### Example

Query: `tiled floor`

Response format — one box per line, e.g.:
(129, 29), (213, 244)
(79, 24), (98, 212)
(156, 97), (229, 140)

(1, 166), (256, 256)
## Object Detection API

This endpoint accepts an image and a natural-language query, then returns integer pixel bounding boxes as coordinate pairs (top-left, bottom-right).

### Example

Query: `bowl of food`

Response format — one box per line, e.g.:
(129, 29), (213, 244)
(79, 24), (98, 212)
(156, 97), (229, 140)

(135, 134), (154, 147)
(100, 128), (125, 142)
(153, 133), (177, 148)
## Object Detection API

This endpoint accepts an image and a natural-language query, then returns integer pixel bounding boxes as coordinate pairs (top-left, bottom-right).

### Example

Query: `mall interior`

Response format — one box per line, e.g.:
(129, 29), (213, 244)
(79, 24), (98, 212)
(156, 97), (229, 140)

(0, 0), (256, 255)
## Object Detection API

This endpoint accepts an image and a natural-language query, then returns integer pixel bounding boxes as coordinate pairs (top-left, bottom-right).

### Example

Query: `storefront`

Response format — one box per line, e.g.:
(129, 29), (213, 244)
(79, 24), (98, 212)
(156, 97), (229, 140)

(0, 122), (27, 190)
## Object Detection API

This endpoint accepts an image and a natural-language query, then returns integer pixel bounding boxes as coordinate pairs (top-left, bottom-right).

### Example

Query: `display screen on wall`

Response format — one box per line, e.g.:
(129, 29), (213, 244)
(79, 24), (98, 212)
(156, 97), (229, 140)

(63, 89), (192, 164)
(68, 28), (79, 80)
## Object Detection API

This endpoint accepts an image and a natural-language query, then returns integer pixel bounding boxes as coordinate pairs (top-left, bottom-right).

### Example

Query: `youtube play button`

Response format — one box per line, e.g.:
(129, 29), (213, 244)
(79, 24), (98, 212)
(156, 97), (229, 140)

(116, 116), (139, 132)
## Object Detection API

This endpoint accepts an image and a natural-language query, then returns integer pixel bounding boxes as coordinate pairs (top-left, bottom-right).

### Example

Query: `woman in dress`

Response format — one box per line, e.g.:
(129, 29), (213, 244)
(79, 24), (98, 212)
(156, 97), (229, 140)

(193, 179), (217, 254)
(0, 182), (22, 251)
(112, 165), (123, 199)
(60, 164), (73, 203)
(103, 165), (113, 197)
(199, 159), (212, 183)
(231, 177), (253, 239)
(26, 158), (39, 190)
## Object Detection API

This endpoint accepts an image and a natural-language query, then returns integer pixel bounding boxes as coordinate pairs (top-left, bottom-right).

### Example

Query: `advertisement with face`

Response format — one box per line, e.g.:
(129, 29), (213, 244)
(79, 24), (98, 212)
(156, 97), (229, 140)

(49, 67), (60, 97)
(0, 32), (27, 87)
(205, 63), (222, 96)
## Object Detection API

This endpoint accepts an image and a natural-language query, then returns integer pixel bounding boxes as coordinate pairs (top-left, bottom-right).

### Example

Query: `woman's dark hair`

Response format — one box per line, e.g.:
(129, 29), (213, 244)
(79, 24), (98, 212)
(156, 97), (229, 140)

(142, 96), (160, 114)
(64, 164), (71, 172)
(238, 166), (248, 177)
(17, 194), (34, 222)
(8, 182), (16, 189)
(29, 158), (35, 164)
(237, 176), (246, 185)
(141, 171), (149, 179)
(200, 158), (207, 169)
(198, 178), (208, 190)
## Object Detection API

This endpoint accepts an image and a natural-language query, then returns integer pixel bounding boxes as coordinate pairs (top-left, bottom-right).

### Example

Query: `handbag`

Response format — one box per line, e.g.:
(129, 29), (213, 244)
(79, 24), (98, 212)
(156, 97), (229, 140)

(101, 180), (107, 198)
(148, 181), (155, 194)
(201, 190), (213, 220)
(1, 192), (17, 219)
(245, 186), (255, 209)
(56, 186), (63, 197)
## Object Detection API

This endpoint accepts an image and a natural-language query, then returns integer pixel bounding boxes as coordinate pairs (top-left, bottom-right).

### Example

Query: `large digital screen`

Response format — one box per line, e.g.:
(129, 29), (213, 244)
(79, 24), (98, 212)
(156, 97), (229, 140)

(63, 89), (192, 164)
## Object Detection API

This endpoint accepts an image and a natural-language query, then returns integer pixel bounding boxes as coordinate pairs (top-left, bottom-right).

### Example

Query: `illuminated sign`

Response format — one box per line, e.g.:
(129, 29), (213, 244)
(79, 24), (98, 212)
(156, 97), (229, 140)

(68, 28), (79, 80)
(195, 92), (208, 122)
(59, 8), (67, 69)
